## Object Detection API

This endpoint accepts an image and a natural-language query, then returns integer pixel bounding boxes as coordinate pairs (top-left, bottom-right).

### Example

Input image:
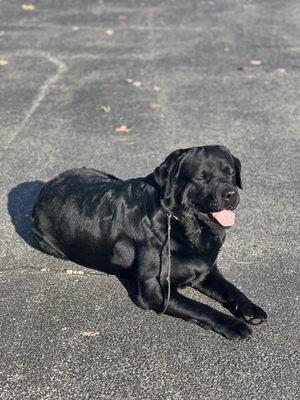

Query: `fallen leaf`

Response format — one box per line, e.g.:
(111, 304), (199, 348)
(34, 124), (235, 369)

(0, 59), (8, 66)
(81, 331), (100, 337)
(66, 269), (84, 275)
(150, 103), (161, 109)
(101, 105), (111, 113)
(117, 15), (127, 21)
(105, 29), (114, 36)
(126, 78), (134, 83)
(274, 68), (286, 74)
(250, 60), (261, 66)
(115, 125), (129, 133)
(132, 81), (142, 87)
(153, 85), (161, 91)
(21, 4), (36, 11)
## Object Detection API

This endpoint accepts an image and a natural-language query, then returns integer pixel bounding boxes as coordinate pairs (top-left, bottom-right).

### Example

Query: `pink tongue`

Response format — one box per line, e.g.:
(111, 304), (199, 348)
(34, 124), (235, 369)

(212, 210), (235, 227)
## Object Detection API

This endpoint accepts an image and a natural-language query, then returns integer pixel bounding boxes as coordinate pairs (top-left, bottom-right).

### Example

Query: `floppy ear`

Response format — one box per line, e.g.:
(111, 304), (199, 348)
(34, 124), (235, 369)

(153, 149), (186, 204)
(233, 155), (243, 189)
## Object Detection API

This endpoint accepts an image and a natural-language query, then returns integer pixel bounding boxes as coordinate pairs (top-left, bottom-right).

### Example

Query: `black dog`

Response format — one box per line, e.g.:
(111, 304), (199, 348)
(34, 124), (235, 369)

(32, 145), (267, 339)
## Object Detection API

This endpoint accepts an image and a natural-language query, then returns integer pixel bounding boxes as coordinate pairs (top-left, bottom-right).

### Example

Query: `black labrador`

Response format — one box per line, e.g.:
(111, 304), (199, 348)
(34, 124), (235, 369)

(32, 145), (267, 339)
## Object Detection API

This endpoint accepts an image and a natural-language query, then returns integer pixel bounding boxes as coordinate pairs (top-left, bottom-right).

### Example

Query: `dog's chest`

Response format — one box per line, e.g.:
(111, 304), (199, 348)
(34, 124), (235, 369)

(170, 233), (223, 287)
(170, 253), (210, 287)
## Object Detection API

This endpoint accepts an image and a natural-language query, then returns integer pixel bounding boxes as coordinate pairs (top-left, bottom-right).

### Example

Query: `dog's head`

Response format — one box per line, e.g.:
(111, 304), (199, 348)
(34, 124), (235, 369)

(153, 145), (243, 228)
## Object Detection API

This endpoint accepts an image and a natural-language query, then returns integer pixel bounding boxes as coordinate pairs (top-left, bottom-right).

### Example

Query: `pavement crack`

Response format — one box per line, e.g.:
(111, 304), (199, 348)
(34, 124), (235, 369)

(3, 51), (67, 150)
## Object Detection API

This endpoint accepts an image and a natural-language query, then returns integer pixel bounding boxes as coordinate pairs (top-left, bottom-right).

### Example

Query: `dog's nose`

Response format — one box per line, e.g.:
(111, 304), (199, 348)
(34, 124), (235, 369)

(222, 188), (238, 203)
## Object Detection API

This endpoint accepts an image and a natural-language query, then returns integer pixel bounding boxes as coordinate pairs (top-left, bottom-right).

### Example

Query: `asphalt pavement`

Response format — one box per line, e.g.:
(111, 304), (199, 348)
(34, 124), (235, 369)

(0, 0), (299, 399)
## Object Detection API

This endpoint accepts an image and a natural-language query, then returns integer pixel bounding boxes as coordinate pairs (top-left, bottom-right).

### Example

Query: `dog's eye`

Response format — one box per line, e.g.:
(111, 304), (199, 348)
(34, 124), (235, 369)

(194, 171), (211, 183)
(223, 168), (235, 176)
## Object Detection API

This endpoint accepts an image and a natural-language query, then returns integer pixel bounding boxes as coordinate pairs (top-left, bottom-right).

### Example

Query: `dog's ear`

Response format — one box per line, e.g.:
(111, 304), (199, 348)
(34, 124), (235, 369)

(233, 155), (243, 189)
(153, 149), (186, 204)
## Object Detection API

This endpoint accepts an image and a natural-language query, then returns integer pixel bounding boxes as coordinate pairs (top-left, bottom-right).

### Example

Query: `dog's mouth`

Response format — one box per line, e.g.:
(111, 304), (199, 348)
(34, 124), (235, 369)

(193, 207), (236, 229)
(209, 210), (235, 227)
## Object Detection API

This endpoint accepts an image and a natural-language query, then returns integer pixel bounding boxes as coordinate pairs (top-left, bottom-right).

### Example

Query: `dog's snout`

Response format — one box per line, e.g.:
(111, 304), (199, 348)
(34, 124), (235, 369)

(222, 188), (238, 203)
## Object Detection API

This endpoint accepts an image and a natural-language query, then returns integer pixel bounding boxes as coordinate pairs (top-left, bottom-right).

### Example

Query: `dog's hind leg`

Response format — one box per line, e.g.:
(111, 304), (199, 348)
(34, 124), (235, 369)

(32, 230), (67, 259)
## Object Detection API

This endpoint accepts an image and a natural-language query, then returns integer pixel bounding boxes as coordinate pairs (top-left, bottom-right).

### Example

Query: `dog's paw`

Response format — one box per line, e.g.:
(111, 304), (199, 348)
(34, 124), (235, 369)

(216, 316), (252, 340)
(242, 303), (267, 325)
(231, 299), (268, 325)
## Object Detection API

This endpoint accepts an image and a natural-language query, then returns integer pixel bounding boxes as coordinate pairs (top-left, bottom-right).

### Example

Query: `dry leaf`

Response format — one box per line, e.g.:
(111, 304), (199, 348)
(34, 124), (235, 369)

(105, 29), (114, 36)
(150, 103), (161, 109)
(66, 269), (84, 275)
(126, 79), (142, 87)
(132, 81), (142, 87)
(101, 105), (111, 113)
(117, 15), (127, 21)
(274, 68), (286, 74)
(81, 331), (100, 337)
(115, 125), (129, 133)
(22, 4), (36, 11)
(250, 60), (261, 66)
(153, 85), (161, 91)
(0, 59), (8, 66)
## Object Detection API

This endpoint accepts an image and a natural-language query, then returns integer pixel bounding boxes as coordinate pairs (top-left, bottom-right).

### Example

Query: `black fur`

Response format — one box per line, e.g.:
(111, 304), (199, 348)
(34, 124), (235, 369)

(32, 145), (267, 339)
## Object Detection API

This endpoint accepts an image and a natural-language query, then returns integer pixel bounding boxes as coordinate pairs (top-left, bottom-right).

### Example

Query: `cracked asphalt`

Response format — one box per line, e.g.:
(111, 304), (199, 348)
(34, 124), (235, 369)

(0, 0), (299, 399)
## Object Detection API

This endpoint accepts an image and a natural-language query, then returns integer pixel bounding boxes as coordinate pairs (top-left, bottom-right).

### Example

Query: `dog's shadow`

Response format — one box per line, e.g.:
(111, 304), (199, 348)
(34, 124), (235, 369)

(7, 181), (139, 305)
(8, 181), (45, 250)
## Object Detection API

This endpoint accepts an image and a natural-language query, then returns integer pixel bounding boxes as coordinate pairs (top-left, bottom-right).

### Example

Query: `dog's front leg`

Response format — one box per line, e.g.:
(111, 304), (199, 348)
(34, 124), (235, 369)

(193, 266), (267, 325)
(136, 278), (252, 340)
